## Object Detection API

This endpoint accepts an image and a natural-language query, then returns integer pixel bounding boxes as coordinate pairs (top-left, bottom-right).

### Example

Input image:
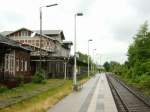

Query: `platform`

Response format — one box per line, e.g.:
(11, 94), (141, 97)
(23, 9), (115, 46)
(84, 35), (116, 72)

(47, 73), (118, 112)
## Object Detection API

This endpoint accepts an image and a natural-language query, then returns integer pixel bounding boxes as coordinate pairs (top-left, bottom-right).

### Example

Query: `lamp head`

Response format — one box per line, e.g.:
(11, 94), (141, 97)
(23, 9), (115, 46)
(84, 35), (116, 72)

(76, 13), (83, 16)
(46, 3), (58, 7)
(89, 39), (93, 41)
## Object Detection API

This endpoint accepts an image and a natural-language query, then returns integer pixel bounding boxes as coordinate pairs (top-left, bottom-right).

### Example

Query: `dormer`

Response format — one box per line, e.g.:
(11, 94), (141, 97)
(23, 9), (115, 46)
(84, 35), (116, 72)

(34, 30), (65, 42)
(4, 28), (33, 38)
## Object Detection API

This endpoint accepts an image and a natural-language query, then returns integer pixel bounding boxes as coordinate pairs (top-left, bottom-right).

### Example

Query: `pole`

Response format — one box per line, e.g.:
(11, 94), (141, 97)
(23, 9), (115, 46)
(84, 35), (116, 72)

(88, 41), (89, 77)
(39, 7), (42, 69)
(39, 3), (58, 73)
(64, 59), (67, 80)
(93, 49), (96, 73)
(73, 14), (77, 86)
(93, 49), (94, 73)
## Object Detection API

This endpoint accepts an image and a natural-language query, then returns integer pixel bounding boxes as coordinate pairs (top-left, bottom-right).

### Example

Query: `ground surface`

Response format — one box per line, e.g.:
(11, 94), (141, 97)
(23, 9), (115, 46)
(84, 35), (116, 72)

(48, 73), (118, 112)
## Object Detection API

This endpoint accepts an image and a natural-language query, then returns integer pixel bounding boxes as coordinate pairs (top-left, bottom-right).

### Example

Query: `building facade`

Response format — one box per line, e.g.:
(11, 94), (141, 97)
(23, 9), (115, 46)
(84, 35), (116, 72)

(0, 34), (31, 87)
(1, 28), (73, 78)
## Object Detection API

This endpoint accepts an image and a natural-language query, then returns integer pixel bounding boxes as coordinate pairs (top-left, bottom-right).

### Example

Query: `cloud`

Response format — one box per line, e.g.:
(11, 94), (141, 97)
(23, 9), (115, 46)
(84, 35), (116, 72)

(1, 0), (149, 64)
(107, 18), (141, 43)
(1, 11), (25, 23)
(101, 52), (127, 64)
(102, 0), (150, 43)
(129, 0), (150, 17)
(77, 0), (97, 14)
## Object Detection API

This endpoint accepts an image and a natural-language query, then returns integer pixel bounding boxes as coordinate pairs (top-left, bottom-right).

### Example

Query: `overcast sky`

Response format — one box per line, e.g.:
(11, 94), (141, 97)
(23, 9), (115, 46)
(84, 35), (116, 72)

(0, 0), (150, 64)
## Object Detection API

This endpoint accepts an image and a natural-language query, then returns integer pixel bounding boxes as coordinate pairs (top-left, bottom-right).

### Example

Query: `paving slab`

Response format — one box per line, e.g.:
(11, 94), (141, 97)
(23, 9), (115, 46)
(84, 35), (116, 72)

(47, 73), (118, 112)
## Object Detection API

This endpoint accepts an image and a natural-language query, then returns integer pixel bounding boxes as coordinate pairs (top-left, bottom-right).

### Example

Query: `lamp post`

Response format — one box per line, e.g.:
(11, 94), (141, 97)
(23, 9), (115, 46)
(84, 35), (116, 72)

(64, 57), (70, 80)
(97, 53), (101, 73)
(73, 13), (83, 88)
(39, 3), (58, 68)
(64, 58), (67, 80)
(92, 49), (96, 73)
(88, 39), (93, 77)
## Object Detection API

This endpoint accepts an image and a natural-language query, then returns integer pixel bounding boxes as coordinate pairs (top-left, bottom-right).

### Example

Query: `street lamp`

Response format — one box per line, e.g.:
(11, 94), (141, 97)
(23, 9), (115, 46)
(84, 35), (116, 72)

(96, 53), (101, 73)
(73, 12), (83, 89)
(93, 49), (96, 73)
(88, 39), (93, 77)
(39, 3), (58, 68)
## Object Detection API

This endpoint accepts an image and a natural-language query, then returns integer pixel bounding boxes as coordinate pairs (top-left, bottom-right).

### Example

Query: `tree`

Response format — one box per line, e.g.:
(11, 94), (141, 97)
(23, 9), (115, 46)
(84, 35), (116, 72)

(103, 61), (110, 72)
(128, 21), (150, 76)
(77, 51), (92, 64)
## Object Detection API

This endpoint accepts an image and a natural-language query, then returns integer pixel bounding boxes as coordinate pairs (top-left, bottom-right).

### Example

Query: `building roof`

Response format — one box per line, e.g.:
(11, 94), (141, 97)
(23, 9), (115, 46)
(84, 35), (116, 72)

(0, 34), (31, 51)
(34, 30), (62, 35)
(1, 28), (64, 40)
(34, 30), (65, 40)
(1, 28), (56, 41)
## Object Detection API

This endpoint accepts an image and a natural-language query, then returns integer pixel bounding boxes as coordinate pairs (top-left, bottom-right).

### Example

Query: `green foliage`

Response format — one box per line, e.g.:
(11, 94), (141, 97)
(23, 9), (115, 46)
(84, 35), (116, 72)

(77, 52), (93, 64)
(0, 86), (8, 93)
(139, 74), (150, 88)
(103, 21), (150, 96)
(32, 69), (45, 83)
(103, 61), (110, 72)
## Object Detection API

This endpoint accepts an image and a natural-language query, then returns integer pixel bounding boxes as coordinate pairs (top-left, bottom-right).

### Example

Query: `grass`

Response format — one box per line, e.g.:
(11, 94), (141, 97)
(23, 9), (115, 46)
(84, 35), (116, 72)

(0, 74), (91, 112)
(117, 75), (150, 96)
(0, 80), (72, 112)
(0, 79), (63, 101)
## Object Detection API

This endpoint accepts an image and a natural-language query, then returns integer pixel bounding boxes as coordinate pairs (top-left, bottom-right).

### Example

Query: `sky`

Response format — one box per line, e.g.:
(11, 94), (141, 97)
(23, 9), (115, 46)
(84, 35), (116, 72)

(0, 0), (150, 65)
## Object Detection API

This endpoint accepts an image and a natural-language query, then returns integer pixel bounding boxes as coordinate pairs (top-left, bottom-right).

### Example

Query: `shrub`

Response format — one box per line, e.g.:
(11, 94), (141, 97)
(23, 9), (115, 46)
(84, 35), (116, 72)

(132, 76), (140, 83)
(16, 75), (24, 86)
(0, 86), (8, 93)
(32, 69), (45, 83)
(139, 74), (150, 88)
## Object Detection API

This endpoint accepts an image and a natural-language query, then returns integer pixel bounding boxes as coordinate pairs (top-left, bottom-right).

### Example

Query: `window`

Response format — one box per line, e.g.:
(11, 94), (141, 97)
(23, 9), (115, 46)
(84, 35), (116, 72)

(21, 60), (24, 71)
(24, 61), (27, 71)
(36, 40), (40, 46)
(28, 32), (31, 36)
(36, 42), (39, 46)
(47, 42), (49, 46)
(36, 40), (39, 43)
(32, 40), (35, 46)
(15, 33), (18, 36)
(20, 30), (29, 37)
(28, 40), (31, 44)
(16, 59), (19, 71)
(5, 54), (9, 71)
(20, 40), (24, 43)
(4, 53), (15, 75)
(19, 32), (21, 36)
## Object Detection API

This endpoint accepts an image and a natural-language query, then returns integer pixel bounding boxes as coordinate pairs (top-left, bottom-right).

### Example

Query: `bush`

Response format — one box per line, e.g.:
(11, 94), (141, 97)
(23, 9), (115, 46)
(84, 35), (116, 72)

(32, 69), (45, 83)
(132, 76), (141, 83)
(16, 75), (24, 86)
(139, 74), (150, 88)
(0, 86), (8, 93)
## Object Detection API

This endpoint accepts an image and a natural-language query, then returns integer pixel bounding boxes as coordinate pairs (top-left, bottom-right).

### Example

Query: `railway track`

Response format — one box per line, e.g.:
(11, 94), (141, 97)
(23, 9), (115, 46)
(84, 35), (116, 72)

(106, 74), (150, 112)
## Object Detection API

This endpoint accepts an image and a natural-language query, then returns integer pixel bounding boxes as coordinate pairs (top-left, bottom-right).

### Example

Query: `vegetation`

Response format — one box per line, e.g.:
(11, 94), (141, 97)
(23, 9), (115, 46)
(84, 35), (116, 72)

(103, 21), (150, 96)
(77, 51), (97, 72)
(32, 69), (45, 83)
(0, 73), (92, 112)
(0, 86), (8, 93)
(77, 52), (92, 64)
(0, 79), (64, 101)
(0, 80), (71, 112)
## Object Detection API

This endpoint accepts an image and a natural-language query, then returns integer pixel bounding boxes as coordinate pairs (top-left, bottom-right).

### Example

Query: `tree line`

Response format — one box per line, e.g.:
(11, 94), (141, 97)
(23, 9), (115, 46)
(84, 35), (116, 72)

(103, 21), (150, 95)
